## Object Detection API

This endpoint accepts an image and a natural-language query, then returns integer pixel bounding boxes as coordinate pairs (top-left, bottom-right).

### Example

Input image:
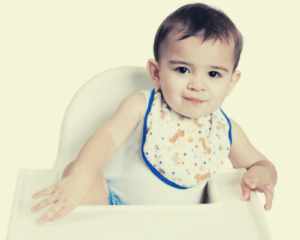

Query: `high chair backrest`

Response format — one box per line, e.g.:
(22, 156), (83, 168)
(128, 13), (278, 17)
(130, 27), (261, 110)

(52, 66), (153, 176)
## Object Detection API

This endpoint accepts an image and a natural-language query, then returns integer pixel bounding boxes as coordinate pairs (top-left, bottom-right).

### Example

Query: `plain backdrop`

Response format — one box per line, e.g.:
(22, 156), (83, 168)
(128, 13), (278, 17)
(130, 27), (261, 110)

(1, 0), (299, 239)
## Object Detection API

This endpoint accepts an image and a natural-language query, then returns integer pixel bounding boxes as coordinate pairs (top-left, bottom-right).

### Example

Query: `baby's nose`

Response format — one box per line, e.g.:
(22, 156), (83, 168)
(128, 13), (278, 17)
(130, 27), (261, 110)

(188, 77), (206, 91)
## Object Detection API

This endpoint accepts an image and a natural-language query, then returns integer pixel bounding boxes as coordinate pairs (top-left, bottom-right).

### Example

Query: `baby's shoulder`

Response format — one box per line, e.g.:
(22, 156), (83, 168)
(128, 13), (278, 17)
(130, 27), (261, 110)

(101, 91), (147, 153)
(136, 92), (147, 123)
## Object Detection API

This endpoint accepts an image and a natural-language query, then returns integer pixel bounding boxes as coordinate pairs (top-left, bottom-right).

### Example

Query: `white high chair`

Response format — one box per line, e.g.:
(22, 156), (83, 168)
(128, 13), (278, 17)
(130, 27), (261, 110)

(7, 66), (273, 240)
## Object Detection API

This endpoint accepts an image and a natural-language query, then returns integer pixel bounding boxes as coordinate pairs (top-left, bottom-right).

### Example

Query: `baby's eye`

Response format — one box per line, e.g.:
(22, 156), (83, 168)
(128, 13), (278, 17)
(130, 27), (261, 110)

(208, 71), (221, 78)
(175, 67), (190, 74)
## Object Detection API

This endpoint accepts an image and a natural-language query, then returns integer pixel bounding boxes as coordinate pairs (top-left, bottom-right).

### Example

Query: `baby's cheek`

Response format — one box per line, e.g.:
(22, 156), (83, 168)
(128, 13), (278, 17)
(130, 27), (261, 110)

(213, 92), (227, 106)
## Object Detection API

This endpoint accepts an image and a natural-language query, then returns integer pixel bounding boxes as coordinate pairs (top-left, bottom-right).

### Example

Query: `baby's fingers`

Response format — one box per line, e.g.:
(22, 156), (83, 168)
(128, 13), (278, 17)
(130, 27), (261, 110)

(32, 185), (56, 199)
(259, 182), (274, 210)
(37, 200), (64, 224)
(40, 201), (78, 224)
(245, 178), (274, 210)
(48, 207), (74, 222)
(240, 178), (251, 201)
(31, 193), (58, 213)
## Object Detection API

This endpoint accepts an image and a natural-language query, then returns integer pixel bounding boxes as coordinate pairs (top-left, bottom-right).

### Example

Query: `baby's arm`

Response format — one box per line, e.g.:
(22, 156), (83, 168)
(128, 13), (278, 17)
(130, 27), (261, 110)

(31, 92), (146, 224)
(228, 118), (277, 210)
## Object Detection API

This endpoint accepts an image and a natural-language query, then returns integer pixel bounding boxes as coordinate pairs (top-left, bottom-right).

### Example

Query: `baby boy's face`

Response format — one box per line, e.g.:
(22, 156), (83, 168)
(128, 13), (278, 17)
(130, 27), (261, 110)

(151, 33), (240, 118)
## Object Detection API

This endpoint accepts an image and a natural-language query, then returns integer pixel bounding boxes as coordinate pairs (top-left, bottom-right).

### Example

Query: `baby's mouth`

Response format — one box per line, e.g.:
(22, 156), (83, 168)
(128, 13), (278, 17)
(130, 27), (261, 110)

(185, 98), (205, 104)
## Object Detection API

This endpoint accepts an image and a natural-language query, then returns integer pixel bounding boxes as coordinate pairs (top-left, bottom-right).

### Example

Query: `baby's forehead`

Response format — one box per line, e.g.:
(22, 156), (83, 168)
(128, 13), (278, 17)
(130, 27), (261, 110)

(162, 33), (236, 71)
(168, 33), (235, 55)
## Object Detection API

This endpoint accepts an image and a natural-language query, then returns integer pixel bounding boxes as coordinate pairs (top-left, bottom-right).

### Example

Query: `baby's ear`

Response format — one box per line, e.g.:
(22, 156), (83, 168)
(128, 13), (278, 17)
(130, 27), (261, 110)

(146, 59), (161, 87)
(226, 70), (241, 96)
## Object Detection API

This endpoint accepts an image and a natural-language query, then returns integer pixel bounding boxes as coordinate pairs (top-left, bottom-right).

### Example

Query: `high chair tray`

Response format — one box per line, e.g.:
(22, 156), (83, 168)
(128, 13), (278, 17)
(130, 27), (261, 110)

(7, 168), (272, 240)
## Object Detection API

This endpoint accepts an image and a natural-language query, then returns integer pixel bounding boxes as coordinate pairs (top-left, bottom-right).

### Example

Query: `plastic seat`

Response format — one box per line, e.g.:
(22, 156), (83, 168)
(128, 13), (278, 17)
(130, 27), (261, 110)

(7, 66), (273, 240)
(53, 66), (153, 175)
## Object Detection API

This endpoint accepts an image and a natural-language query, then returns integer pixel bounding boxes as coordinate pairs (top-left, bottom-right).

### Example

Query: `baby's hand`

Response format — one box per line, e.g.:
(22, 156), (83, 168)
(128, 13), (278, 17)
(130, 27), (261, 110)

(31, 173), (93, 224)
(240, 167), (274, 210)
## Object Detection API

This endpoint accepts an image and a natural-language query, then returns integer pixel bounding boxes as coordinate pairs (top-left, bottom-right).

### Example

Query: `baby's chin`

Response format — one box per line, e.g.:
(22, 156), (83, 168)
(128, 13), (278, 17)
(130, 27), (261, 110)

(173, 110), (208, 119)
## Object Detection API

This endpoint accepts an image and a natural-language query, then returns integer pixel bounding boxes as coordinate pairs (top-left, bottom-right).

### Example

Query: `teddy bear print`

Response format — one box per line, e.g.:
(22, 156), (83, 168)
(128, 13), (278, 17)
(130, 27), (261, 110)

(169, 129), (184, 147)
(193, 118), (204, 128)
(199, 138), (211, 154)
(160, 110), (167, 120)
(195, 169), (211, 183)
(216, 121), (226, 131)
(171, 152), (181, 165)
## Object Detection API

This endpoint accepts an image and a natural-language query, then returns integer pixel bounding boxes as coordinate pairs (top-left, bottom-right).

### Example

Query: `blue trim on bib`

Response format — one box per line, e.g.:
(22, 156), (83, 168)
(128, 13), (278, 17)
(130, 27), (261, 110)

(141, 88), (189, 190)
(220, 108), (232, 146)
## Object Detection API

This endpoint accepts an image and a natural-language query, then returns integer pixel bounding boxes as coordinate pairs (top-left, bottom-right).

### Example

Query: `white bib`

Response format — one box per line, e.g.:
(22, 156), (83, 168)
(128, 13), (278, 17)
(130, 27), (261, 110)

(141, 87), (232, 189)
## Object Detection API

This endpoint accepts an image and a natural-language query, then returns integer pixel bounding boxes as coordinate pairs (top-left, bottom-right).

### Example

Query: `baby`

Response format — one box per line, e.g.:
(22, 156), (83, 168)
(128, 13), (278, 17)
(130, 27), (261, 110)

(31, 3), (277, 224)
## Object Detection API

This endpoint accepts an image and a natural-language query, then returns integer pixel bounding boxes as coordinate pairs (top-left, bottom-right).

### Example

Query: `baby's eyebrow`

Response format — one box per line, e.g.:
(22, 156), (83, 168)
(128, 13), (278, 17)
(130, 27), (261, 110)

(210, 65), (228, 72)
(169, 60), (193, 67)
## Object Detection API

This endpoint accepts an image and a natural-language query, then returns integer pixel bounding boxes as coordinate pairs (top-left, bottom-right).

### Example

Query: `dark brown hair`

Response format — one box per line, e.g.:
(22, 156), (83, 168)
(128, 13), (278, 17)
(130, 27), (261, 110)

(153, 3), (243, 71)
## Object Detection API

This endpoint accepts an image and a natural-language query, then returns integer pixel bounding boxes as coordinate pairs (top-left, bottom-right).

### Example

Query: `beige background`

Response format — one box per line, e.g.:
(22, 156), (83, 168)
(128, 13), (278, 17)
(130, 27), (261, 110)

(1, 0), (299, 239)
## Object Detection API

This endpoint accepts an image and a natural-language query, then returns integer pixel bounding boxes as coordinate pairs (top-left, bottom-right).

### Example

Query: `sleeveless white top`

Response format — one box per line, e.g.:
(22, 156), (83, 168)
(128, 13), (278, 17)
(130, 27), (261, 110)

(103, 88), (232, 204)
